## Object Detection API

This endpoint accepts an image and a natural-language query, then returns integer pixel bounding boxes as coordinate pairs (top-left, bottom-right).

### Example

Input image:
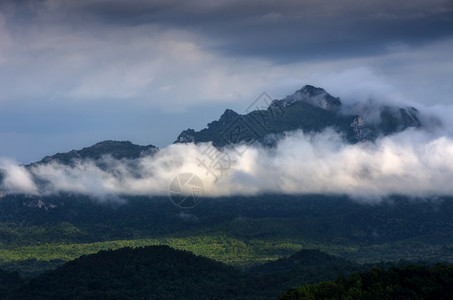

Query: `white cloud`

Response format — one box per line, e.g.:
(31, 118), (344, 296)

(0, 159), (38, 194)
(3, 126), (453, 201)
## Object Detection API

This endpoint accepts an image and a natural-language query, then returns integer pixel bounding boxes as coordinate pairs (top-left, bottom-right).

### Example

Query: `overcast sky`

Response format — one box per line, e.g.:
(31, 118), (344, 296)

(0, 0), (452, 163)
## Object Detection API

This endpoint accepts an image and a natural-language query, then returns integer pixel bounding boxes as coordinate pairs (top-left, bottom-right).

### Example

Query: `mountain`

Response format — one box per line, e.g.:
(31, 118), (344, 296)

(251, 249), (358, 275)
(249, 249), (360, 298)
(0, 245), (374, 299)
(4, 245), (450, 299)
(278, 84), (342, 112)
(16, 85), (422, 168)
(28, 140), (158, 167)
(0, 85), (448, 299)
(8, 245), (247, 299)
(280, 263), (453, 300)
(0, 269), (22, 297)
(175, 85), (422, 146)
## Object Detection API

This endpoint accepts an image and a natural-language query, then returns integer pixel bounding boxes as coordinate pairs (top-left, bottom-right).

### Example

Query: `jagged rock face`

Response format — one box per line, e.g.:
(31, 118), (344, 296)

(19, 85), (426, 171)
(23, 198), (57, 210)
(379, 106), (421, 135)
(40, 150), (81, 164)
(206, 109), (240, 130)
(217, 109), (239, 125)
(176, 129), (196, 143)
(350, 116), (375, 141)
(174, 85), (425, 147)
(279, 85), (342, 112)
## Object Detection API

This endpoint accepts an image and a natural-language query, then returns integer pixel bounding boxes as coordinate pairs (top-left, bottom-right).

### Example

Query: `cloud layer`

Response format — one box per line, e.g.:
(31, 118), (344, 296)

(2, 126), (453, 201)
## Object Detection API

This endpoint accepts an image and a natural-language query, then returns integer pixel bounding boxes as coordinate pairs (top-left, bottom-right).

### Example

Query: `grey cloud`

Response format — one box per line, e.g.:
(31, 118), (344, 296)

(13, 0), (451, 62)
(1, 0), (451, 103)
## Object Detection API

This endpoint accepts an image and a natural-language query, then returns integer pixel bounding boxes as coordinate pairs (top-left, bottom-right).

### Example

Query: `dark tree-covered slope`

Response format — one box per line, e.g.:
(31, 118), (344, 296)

(249, 249), (361, 298)
(280, 263), (453, 300)
(5, 245), (452, 299)
(9, 245), (248, 300)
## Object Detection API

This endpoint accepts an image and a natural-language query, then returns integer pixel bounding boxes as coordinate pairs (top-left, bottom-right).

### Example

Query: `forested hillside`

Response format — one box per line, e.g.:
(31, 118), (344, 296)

(0, 194), (451, 277)
(1, 245), (450, 299)
(280, 263), (453, 299)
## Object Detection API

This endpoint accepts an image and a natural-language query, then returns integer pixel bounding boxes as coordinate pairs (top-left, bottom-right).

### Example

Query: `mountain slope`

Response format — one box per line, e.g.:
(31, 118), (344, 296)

(9, 245), (248, 299)
(249, 249), (361, 298)
(280, 263), (453, 300)
(251, 249), (358, 274)
(13, 85), (422, 170)
(6, 245), (450, 299)
(30, 140), (158, 166)
(0, 269), (22, 298)
(175, 85), (422, 146)
(3, 245), (374, 299)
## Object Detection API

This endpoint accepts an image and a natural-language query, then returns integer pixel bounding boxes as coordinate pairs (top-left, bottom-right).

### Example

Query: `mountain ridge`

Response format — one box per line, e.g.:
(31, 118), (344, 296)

(13, 85), (424, 167)
(175, 85), (422, 147)
(28, 140), (158, 167)
(5, 244), (450, 299)
(6, 245), (362, 299)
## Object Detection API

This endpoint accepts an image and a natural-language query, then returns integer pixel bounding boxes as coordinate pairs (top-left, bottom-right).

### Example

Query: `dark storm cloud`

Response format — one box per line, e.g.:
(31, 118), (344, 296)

(17, 0), (452, 62)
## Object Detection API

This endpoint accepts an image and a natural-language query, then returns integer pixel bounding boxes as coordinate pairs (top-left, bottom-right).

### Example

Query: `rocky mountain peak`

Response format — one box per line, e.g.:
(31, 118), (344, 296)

(218, 109), (239, 124)
(176, 129), (196, 143)
(279, 85), (342, 112)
